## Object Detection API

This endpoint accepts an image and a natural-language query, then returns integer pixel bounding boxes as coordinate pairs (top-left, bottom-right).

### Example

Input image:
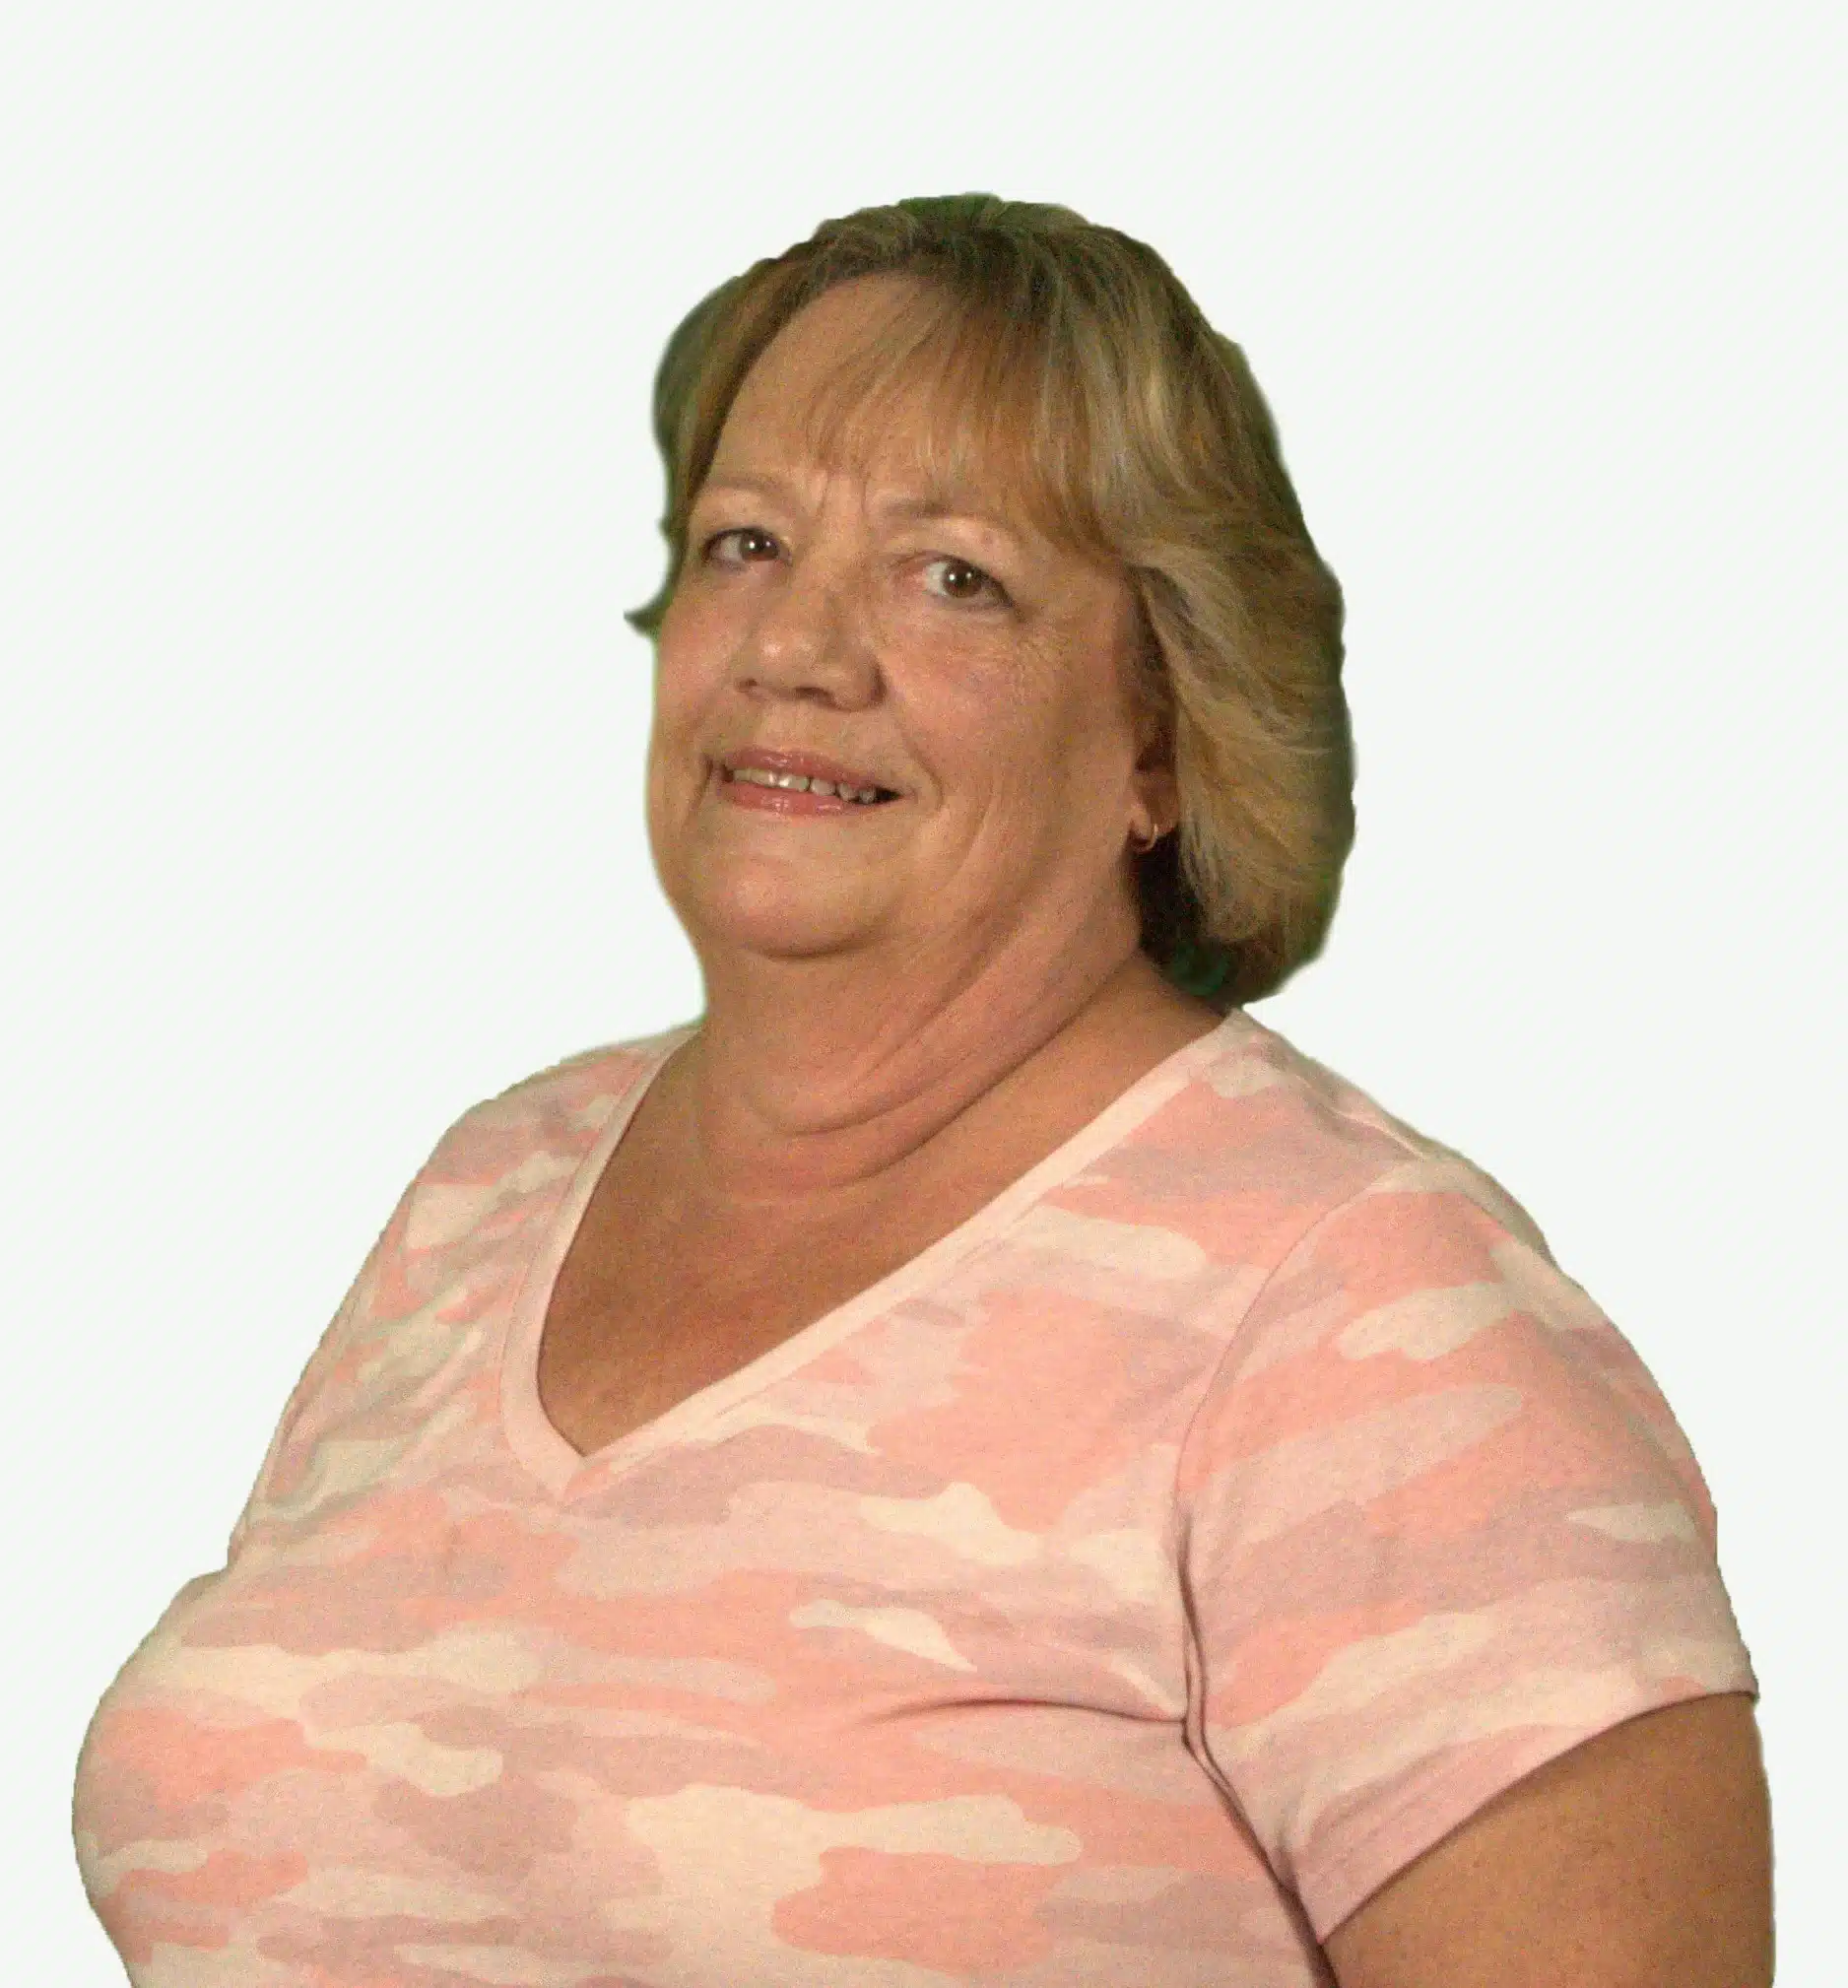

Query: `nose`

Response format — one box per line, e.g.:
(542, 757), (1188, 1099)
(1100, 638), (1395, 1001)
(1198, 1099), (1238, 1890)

(731, 556), (881, 710)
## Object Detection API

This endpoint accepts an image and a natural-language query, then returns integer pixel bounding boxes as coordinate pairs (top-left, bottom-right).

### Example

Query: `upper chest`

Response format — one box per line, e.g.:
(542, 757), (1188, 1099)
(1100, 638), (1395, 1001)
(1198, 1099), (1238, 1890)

(536, 1001), (1223, 1458)
(534, 1121), (1013, 1456)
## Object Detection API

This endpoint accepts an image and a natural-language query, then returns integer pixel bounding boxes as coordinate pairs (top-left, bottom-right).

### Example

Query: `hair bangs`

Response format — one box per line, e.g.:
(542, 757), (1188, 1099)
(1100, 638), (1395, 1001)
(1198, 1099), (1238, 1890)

(780, 282), (1114, 565)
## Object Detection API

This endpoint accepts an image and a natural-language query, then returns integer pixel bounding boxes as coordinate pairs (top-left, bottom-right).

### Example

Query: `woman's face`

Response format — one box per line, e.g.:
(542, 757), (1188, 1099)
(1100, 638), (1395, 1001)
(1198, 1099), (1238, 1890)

(648, 274), (1173, 985)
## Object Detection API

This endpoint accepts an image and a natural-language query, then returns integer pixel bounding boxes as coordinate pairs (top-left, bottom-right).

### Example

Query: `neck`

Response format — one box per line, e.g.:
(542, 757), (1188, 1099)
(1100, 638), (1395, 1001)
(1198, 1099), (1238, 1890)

(667, 907), (1210, 1212)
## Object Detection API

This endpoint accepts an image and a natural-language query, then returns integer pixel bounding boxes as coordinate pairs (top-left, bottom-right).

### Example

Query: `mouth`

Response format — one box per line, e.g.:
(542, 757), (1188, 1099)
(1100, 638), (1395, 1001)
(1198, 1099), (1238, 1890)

(715, 757), (900, 806)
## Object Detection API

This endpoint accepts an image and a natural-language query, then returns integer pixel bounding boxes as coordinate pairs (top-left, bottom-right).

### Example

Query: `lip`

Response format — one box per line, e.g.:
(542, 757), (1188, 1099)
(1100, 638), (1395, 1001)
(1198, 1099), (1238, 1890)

(713, 748), (899, 797)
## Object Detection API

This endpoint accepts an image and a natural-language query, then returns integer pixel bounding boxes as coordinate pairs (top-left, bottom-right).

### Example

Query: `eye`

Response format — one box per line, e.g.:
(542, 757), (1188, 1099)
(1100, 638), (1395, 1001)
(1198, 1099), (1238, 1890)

(922, 556), (1008, 606)
(702, 526), (781, 566)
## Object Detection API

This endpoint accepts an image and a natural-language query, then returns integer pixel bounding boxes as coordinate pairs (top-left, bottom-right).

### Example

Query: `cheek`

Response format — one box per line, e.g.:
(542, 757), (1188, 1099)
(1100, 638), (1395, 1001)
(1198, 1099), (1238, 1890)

(899, 650), (1108, 793)
(644, 637), (714, 824)
(658, 577), (738, 670)
(891, 617), (1046, 726)
(651, 615), (728, 740)
(961, 644), (1134, 792)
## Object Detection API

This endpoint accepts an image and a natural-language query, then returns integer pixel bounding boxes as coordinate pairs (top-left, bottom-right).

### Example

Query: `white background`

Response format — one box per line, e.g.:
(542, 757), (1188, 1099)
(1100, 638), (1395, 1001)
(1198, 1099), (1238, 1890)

(6, 3), (1839, 1978)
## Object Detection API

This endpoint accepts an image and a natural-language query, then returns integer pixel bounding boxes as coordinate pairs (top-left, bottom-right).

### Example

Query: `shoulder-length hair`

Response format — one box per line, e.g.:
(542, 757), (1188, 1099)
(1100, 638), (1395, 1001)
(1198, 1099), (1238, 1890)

(627, 193), (1353, 1008)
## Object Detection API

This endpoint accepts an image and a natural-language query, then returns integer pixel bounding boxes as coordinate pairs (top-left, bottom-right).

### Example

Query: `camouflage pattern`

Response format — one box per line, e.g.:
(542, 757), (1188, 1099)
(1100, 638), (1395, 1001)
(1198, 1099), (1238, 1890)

(75, 1013), (1754, 1984)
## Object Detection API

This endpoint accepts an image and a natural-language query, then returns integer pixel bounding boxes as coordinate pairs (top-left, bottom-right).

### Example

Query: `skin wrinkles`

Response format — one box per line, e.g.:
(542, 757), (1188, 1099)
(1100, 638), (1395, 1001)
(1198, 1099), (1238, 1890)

(710, 533), (1008, 628)
(644, 273), (1211, 1218)
(695, 473), (1034, 566)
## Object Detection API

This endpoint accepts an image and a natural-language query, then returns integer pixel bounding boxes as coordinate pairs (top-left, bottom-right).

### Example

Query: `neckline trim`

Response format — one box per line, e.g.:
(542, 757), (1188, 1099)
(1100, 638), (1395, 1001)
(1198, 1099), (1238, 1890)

(498, 1012), (1248, 1499)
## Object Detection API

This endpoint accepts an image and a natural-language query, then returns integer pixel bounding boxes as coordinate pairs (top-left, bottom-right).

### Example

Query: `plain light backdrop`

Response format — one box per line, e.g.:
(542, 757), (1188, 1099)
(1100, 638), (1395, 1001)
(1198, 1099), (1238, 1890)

(7, 3), (1838, 1978)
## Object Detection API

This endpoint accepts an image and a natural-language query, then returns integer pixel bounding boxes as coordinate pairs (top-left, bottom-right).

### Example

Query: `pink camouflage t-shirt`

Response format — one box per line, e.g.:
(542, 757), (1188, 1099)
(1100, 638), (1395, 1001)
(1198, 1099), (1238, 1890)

(75, 1011), (1755, 1986)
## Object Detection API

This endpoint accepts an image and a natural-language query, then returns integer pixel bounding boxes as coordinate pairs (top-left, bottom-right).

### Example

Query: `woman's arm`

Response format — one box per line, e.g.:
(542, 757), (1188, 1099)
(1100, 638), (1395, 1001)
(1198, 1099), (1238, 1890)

(1321, 1692), (1772, 1988)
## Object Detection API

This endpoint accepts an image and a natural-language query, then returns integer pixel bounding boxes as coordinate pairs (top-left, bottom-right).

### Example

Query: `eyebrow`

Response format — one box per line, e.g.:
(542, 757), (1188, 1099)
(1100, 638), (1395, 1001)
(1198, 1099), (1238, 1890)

(694, 473), (1027, 547)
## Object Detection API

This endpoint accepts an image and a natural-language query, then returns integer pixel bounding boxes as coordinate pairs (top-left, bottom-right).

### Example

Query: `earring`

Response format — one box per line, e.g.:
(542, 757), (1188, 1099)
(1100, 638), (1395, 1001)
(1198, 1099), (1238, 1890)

(1130, 822), (1165, 855)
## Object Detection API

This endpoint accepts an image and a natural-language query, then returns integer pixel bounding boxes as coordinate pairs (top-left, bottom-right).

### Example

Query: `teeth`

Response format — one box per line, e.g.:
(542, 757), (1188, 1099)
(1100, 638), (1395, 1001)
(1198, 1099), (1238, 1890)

(727, 766), (887, 804)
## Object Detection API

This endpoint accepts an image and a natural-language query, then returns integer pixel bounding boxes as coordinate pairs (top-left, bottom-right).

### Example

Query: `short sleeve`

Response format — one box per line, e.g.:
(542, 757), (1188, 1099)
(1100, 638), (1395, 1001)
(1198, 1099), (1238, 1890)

(1175, 1155), (1756, 1941)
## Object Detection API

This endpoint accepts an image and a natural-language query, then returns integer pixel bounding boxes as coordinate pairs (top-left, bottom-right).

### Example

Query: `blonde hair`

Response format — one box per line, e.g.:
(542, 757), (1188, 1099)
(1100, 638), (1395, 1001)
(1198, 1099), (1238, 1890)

(627, 193), (1353, 1007)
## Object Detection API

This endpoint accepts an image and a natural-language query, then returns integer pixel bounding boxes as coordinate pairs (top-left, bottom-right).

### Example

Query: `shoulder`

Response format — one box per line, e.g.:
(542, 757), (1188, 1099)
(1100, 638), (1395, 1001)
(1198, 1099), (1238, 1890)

(426, 1021), (698, 1178)
(1175, 1016), (1691, 1455)
(345, 1023), (698, 1273)
(1155, 1016), (1722, 1499)
(1124, 1010), (1551, 1274)
(1171, 1028), (1756, 1950)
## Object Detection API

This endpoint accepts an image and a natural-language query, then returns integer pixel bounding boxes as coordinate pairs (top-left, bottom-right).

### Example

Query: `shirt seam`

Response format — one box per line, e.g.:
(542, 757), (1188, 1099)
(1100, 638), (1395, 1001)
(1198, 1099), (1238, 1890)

(1166, 1142), (1440, 1538)
(1164, 1146), (1462, 1840)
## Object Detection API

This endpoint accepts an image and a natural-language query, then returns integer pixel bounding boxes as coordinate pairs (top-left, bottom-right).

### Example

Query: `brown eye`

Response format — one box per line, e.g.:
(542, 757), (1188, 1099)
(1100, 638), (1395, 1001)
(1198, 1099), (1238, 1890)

(924, 556), (1004, 605)
(706, 527), (780, 563)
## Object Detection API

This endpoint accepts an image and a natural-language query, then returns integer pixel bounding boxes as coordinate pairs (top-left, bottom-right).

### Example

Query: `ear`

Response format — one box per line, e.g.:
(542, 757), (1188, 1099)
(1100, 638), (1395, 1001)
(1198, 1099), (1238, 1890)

(1121, 584), (1177, 838)
(1130, 710), (1179, 846)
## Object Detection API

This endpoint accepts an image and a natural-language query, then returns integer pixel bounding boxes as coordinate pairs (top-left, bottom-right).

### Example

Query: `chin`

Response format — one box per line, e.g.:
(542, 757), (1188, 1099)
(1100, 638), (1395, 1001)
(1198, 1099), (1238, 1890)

(681, 879), (879, 963)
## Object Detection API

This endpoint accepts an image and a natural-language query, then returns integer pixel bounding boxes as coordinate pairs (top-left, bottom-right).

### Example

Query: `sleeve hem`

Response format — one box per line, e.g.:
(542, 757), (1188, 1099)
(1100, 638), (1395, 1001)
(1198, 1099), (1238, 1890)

(1299, 1675), (1761, 1944)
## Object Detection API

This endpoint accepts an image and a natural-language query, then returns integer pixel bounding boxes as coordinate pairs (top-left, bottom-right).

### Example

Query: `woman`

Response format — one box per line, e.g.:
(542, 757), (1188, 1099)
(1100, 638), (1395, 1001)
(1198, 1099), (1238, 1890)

(75, 195), (1770, 1986)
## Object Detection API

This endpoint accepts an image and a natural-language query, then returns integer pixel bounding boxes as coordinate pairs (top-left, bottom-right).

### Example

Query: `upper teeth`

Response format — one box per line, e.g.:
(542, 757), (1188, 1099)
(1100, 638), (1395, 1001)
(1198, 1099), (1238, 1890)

(729, 766), (884, 803)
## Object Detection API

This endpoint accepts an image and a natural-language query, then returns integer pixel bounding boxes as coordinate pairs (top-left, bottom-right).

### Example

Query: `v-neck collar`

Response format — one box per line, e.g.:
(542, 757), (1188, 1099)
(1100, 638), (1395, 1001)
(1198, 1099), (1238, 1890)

(498, 1014), (1243, 1499)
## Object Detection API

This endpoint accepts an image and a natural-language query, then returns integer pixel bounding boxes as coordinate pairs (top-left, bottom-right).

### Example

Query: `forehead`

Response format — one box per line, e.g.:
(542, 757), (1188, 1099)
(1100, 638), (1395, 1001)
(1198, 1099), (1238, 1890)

(707, 276), (1099, 551)
(722, 275), (929, 440)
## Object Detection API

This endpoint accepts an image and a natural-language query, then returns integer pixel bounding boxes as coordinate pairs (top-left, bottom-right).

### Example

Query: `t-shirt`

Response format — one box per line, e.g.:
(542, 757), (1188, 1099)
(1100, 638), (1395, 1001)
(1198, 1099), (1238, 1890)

(74, 1011), (1755, 1987)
